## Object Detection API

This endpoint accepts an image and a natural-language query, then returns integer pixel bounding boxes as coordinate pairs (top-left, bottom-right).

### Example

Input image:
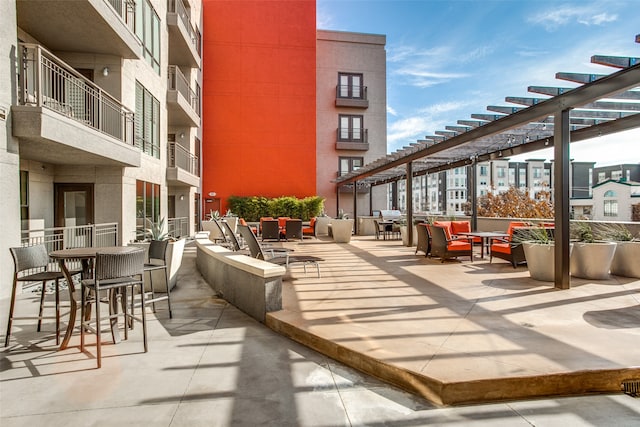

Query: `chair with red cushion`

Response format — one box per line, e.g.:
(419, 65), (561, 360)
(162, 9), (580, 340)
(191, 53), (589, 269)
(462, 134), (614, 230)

(430, 225), (473, 263)
(302, 217), (317, 238)
(489, 221), (531, 268)
(239, 218), (257, 235)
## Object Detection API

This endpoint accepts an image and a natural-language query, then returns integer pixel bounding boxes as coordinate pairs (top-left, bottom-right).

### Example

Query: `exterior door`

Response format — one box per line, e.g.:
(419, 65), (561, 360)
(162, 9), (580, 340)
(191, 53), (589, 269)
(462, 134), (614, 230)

(54, 183), (94, 228)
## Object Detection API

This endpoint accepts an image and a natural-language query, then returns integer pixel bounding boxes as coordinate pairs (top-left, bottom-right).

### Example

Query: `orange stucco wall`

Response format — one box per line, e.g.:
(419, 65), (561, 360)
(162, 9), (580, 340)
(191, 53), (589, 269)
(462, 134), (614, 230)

(201, 0), (317, 214)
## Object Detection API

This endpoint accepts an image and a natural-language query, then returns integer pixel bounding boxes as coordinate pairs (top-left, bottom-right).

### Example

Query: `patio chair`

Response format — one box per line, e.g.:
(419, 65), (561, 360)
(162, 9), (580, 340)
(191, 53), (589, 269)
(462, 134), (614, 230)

(142, 239), (172, 319)
(5, 244), (77, 347)
(238, 224), (323, 277)
(489, 221), (531, 268)
(284, 219), (303, 241)
(221, 220), (243, 251)
(302, 217), (317, 238)
(430, 225), (473, 263)
(415, 223), (431, 257)
(80, 249), (147, 368)
(374, 219), (390, 240)
(261, 219), (281, 241)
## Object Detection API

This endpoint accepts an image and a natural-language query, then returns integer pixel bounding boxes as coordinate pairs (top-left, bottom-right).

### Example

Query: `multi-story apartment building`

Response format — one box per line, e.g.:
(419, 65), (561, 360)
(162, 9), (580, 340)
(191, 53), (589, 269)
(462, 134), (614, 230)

(1, 0), (203, 298)
(316, 30), (387, 217)
(395, 159), (594, 217)
(594, 164), (640, 184)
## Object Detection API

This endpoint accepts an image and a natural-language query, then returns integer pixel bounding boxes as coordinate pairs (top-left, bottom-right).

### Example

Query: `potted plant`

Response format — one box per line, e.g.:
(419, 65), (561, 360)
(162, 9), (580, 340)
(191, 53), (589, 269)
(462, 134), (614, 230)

(331, 209), (354, 243)
(570, 222), (617, 280)
(223, 208), (238, 233)
(201, 210), (225, 241)
(598, 223), (640, 278)
(520, 225), (562, 282)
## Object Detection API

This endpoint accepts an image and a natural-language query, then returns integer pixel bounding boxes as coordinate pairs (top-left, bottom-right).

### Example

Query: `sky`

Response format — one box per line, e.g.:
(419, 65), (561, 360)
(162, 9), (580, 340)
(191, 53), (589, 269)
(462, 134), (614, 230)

(316, 0), (639, 167)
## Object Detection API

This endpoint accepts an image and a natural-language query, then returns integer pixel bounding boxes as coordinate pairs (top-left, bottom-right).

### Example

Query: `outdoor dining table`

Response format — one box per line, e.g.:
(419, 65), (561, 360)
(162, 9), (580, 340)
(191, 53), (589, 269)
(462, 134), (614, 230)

(456, 231), (510, 259)
(49, 246), (144, 350)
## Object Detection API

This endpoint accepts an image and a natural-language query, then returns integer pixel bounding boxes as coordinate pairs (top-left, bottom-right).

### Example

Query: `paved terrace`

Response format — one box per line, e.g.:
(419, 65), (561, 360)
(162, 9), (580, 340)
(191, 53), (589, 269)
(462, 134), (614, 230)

(1, 239), (639, 426)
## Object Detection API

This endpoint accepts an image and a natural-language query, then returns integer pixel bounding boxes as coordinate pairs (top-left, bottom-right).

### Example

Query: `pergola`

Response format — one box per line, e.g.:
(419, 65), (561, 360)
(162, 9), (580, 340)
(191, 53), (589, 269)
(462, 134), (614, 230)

(335, 34), (640, 289)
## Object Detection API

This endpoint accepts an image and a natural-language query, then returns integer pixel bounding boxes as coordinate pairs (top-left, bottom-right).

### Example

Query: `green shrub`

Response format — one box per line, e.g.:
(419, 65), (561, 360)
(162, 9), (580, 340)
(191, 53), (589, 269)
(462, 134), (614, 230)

(227, 195), (324, 221)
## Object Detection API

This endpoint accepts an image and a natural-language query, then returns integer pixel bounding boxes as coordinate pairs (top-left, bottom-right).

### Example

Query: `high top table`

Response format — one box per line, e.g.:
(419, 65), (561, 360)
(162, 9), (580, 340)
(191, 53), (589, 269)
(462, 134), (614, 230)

(49, 246), (143, 350)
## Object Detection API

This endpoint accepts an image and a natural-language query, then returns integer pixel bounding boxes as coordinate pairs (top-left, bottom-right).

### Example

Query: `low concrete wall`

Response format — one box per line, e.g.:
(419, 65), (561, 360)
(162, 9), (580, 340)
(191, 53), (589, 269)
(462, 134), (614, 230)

(195, 234), (286, 322)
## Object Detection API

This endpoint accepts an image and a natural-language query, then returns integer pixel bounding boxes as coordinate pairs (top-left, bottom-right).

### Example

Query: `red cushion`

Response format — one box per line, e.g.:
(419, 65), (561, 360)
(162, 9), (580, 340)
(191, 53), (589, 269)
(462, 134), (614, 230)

(278, 217), (290, 228)
(491, 242), (511, 254)
(451, 221), (470, 234)
(506, 221), (530, 240)
(447, 240), (471, 251)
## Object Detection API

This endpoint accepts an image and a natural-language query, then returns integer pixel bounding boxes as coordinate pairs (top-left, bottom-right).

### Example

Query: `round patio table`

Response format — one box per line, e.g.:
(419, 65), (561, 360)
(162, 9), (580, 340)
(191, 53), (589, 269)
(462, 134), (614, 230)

(49, 246), (143, 350)
(456, 231), (509, 259)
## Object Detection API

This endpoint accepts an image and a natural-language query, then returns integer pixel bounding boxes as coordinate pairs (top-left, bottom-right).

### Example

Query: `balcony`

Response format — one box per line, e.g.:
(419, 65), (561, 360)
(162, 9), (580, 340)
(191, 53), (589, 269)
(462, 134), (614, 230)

(336, 128), (369, 151)
(12, 44), (139, 167)
(167, 0), (202, 68)
(167, 142), (200, 187)
(167, 66), (201, 127)
(16, 0), (142, 59)
(335, 85), (369, 108)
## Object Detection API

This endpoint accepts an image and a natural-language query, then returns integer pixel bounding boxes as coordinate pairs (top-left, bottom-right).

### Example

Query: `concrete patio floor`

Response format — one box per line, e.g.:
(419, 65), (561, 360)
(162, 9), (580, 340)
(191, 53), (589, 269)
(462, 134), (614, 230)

(1, 239), (640, 426)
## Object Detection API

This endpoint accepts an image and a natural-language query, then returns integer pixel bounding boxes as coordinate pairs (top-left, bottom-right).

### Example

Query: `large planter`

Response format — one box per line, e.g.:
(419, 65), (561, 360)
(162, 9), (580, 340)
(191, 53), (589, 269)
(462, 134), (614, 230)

(331, 219), (354, 243)
(223, 216), (238, 233)
(610, 241), (640, 278)
(570, 241), (617, 280)
(400, 224), (418, 247)
(201, 220), (224, 241)
(315, 217), (332, 236)
(523, 242), (574, 282)
(129, 238), (186, 292)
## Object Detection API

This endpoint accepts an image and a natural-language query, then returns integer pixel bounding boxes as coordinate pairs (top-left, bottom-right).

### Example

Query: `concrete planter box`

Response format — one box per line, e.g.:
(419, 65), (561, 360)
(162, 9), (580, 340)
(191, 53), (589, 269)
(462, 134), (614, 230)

(223, 216), (238, 233)
(315, 217), (332, 236)
(523, 242), (573, 282)
(610, 241), (640, 278)
(201, 220), (224, 241)
(400, 224), (417, 247)
(570, 241), (617, 280)
(331, 219), (354, 243)
(129, 238), (186, 292)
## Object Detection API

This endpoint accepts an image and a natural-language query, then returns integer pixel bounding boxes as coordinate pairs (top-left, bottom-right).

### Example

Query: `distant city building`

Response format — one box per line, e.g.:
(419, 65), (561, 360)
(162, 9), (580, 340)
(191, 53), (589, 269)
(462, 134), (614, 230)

(591, 179), (640, 221)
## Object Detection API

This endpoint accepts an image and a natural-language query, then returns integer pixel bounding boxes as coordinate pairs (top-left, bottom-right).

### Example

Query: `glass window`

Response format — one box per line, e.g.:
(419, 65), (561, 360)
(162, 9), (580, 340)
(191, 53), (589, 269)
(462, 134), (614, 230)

(20, 170), (29, 229)
(604, 200), (618, 217)
(136, 180), (161, 239)
(135, 81), (160, 158)
(137, 0), (161, 74)
(496, 167), (506, 178)
(338, 115), (364, 142)
(479, 165), (488, 176)
(339, 157), (364, 176)
(604, 190), (617, 197)
(338, 73), (364, 99)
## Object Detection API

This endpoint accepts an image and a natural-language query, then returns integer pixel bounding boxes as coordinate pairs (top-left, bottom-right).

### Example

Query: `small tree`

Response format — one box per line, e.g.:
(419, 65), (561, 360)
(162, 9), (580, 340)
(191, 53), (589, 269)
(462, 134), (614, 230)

(474, 186), (554, 218)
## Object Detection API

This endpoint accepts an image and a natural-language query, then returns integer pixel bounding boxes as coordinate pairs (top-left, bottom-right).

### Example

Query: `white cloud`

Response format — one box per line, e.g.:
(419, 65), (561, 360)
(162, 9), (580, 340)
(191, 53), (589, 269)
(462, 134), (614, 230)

(387, 105), (398, 116)
(528, 6), (618, 31)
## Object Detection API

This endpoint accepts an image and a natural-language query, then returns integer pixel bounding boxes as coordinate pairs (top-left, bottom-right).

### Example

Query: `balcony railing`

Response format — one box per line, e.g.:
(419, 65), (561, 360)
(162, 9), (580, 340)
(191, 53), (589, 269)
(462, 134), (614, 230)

(18, 43), (134, 145)
(337, 128), (368, 143)
(106, 0), (136, 33)
(336, 85), (368, 100)
(168, 0), (202, 55)
(168, 65), (201, 116)
(168, 217), (189, 238)
(168, 141), (199, 176)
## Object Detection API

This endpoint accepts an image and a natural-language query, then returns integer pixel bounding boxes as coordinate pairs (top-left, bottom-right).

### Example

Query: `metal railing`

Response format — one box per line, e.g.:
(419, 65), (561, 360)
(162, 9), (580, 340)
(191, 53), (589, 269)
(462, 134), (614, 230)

(168, 65), (201, 116)
(337, 128), (368, 143)
(168, 217), (189, 238)
(106, 0), (136, 33)
(336, 84), (368, 100)
(18, 43), (135, 145)
(168, 0), (202, 55)
(21, 223), (119, 273)
(168, 142), (199, 176)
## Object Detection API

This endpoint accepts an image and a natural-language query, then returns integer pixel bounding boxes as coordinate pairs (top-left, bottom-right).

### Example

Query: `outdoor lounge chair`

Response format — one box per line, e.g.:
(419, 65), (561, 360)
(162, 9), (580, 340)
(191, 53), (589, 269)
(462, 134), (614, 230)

(302, 217), (317, 238)
(430, 225), (473, 263)
(489, 221), (531, 268)
(238, 224), (323, 277)
(284, 219), (303, 241)
(261, 219), (281, 241)
(415, 223), (431, 257)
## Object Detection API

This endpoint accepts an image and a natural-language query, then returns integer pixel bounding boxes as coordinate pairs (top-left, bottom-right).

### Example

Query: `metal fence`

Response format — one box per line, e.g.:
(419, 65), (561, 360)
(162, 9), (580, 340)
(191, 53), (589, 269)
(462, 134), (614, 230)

(168, 217), (189, 238)
(106, 0), (136, 33)
(18, 43), (134, 145)
(168, 0), (201, 55)
(168, 142), (199, 176)
(168, 65), (200, 116)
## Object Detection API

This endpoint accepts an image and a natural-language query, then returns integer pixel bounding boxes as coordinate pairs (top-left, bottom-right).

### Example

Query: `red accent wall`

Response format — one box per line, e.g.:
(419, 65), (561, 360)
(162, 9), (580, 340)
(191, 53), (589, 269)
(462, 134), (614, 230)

(201, 0), (316, 214)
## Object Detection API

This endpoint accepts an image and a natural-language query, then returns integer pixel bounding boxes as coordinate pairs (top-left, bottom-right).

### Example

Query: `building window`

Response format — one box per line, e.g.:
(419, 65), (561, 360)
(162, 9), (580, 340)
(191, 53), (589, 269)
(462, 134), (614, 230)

(496, 166), (506, 178)
(136, 180), (161, 239)
(135, 81), (160, 158)
(479, 165), (488, 176)
(339, 157), (363, 176)
(338, 115), (364, 142)
(20, 170), (29, 229)
(604, 190), (617, 197)
(338, 73), (364, 99)
(598, 172), (606, 182)
(533, 167), (542, 179)
(604, 200), (618, 217)
(135, 0), (161, 74)
(611, 170), (622, 180)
